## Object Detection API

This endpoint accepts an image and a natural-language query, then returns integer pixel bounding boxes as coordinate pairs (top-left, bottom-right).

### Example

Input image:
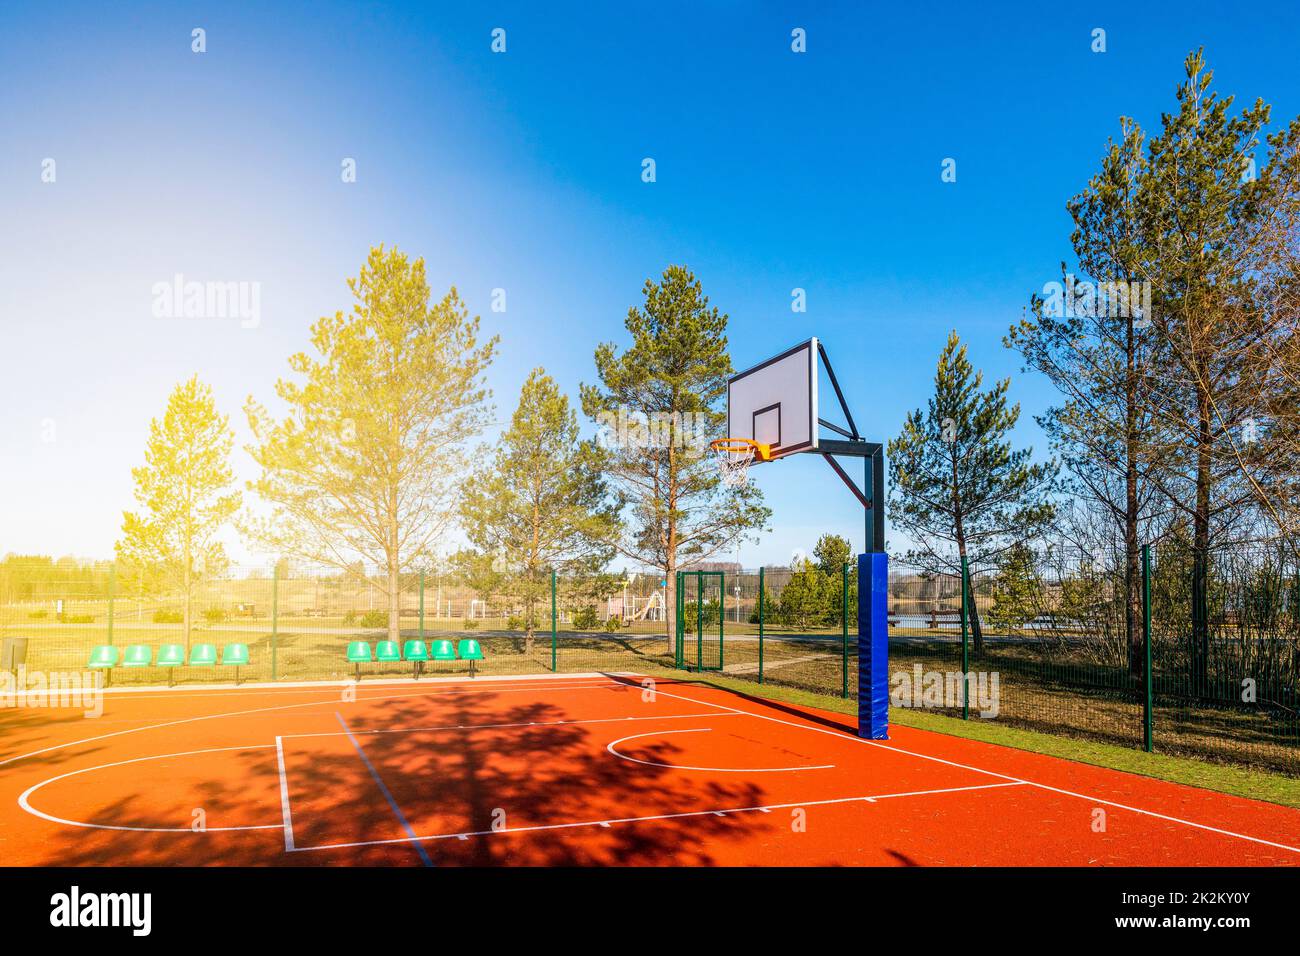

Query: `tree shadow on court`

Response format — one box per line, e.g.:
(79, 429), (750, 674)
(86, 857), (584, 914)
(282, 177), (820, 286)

(0, 704), (125, 770)
(331, 685), (770, 865)
(21, 683), (783, 866)
(617, 673), (859, 738)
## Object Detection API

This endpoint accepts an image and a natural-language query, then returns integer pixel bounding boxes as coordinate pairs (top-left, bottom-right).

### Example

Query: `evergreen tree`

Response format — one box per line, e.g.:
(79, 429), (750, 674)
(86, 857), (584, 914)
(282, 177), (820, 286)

(1137, 51), (1287, 680)
(987, 542), (1043, 632)
(814, 533), (855, 626)
(1008, 116), (1166, 675)
(888, 333), (1057, 651)
(778, 558), (827, 632)
(581, 265), (769, 651)
(459, 370), (618, 651)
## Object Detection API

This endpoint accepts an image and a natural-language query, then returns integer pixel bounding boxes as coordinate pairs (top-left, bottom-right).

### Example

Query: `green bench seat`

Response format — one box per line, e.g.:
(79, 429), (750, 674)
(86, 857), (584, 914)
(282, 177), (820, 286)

(189, 643), (218, 666)
(346, 640), (372, 679)
(457, 639), (484, 677)
(122, 644), (153, 667)
(87, 645), (119, 669)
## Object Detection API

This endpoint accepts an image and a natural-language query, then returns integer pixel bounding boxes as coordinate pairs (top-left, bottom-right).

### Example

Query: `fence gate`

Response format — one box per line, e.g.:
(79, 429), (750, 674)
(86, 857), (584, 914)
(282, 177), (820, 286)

(675, 570), (724, 672)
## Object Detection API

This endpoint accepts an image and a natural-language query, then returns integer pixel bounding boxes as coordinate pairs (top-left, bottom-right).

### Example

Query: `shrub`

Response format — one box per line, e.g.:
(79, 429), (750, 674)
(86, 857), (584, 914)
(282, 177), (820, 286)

(62, 614), (95, 624)
(343, 610), (357, 625)
(462, 618), (479, 630)
(203, 607), (231, 624)
(153, 609), (183, 624)
(506, 614), (524, 631)
(682, 599), (721, 631)
(748, 592), (779, 625)
(360, 610), (386, 628)
(604, 615), (623, 632)
(29, 610), (48, 619)
(572, 606), (599, 630)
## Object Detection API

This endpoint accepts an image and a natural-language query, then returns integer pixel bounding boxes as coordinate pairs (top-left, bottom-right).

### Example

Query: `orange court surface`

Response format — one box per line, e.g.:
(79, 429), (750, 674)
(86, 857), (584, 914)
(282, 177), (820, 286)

(1, 673), (1297, 867)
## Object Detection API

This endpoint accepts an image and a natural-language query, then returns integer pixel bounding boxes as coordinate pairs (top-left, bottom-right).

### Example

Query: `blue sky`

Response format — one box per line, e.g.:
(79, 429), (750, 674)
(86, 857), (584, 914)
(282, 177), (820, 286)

(2, 1), (1298, 567)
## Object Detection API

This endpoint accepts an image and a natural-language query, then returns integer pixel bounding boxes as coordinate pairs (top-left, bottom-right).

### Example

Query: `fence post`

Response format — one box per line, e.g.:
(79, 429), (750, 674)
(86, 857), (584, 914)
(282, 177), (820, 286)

(960, 556), (970, 720)
(107, 563), (116, 647)
(271, 562), (279, 681)
(842, 562), (850, 698)
(550, 568), (557, 673)
(675, 572), (683, 668)
(1143, 544), (1153, 752)
(419, 569), (425, 641)
(758, 567), (765, 685)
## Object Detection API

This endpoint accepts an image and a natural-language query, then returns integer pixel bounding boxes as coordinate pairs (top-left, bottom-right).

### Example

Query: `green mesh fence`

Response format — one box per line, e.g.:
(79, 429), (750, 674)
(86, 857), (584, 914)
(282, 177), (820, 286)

(1, 548), (1295, 773)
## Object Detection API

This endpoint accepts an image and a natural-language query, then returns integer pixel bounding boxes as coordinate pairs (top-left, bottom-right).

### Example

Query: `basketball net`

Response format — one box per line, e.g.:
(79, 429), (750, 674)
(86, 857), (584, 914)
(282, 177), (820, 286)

(710, 438), (761, 487)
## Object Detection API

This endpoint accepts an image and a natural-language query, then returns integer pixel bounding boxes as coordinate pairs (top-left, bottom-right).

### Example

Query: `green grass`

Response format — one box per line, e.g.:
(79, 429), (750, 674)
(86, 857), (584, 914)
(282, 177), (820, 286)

(645, 666), (1300, 810)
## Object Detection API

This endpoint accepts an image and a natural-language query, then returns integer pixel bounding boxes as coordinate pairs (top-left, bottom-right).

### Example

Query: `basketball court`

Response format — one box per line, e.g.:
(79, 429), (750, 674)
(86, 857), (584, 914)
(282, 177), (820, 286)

(1, 673), (1296, 867)
(3, 338), (1294, 870)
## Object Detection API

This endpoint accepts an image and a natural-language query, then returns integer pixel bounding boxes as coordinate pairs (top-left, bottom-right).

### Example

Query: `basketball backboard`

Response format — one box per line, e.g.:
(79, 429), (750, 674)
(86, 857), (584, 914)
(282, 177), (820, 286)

(726, 338), (818, 461)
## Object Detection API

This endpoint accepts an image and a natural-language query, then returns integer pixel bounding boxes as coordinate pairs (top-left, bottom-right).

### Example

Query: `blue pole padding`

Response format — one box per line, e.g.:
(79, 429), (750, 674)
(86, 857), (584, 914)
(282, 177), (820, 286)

(858, 551), (889, 739)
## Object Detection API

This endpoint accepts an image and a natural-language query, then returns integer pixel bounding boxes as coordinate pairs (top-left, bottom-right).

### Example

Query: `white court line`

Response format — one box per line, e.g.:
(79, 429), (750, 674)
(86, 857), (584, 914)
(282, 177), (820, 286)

(16, 708), (737, 834)
(80, 671), (638, 699)
(636, 677), (1300, 856)
(282, 710), (736, 740)
(79, 677), (625, 706)
(0, 679), (625, 771)
(288, 781), (1026, 852)
(334, 712), (433, 867)
(276, 736), (295, 851)
(606, 728), (835, 773)
(18, 745), (282, 833)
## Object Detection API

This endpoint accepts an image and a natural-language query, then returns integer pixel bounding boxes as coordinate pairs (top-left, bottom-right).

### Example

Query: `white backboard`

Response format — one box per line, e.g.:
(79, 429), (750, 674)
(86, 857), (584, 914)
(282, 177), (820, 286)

(726, 338), (818, 460)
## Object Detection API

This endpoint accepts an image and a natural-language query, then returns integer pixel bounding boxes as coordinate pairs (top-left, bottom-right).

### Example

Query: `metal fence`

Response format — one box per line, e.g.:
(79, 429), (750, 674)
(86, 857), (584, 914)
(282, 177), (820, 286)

(2, 546), (1296, 774)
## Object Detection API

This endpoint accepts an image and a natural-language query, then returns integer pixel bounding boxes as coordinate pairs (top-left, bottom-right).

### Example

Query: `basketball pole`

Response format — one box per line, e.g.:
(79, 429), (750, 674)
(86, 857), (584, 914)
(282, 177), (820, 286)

(859, 446), (888, 739)
(726, 339), (888, 739)
(815, 439), (889, 739)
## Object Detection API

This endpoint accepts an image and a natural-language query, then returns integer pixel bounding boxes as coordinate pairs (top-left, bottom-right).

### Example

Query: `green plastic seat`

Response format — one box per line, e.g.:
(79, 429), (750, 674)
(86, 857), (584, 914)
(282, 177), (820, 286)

(156, 644), (185, 686)
(157, 644), (186, 667)
(87, 645), (119, 669)
(221, 643), (249, 665)
(220, 643), (249, 685)
(189, 643), (218, 666)
(346, 640), (372, 681)
(121, 644), (152, 667)
(375, 641), (401, 662)
(429, 639), (457, 661)
(403, 639), (429, 679)
(457, 639), (484, 677)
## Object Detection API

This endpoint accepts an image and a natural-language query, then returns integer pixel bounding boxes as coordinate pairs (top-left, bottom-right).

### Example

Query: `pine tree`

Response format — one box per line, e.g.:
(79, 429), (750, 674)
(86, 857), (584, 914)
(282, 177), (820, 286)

(814, 533), (855, 626)
(987, 542), (1043, 632)
(1008, 116), (1166, 675)
(1137, 51), (1283, 680)
(581, 265), (769, 651)
(778, 558), (826, 632)
(888, 333), (1057, 652)
(459, 369), (618, 652)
